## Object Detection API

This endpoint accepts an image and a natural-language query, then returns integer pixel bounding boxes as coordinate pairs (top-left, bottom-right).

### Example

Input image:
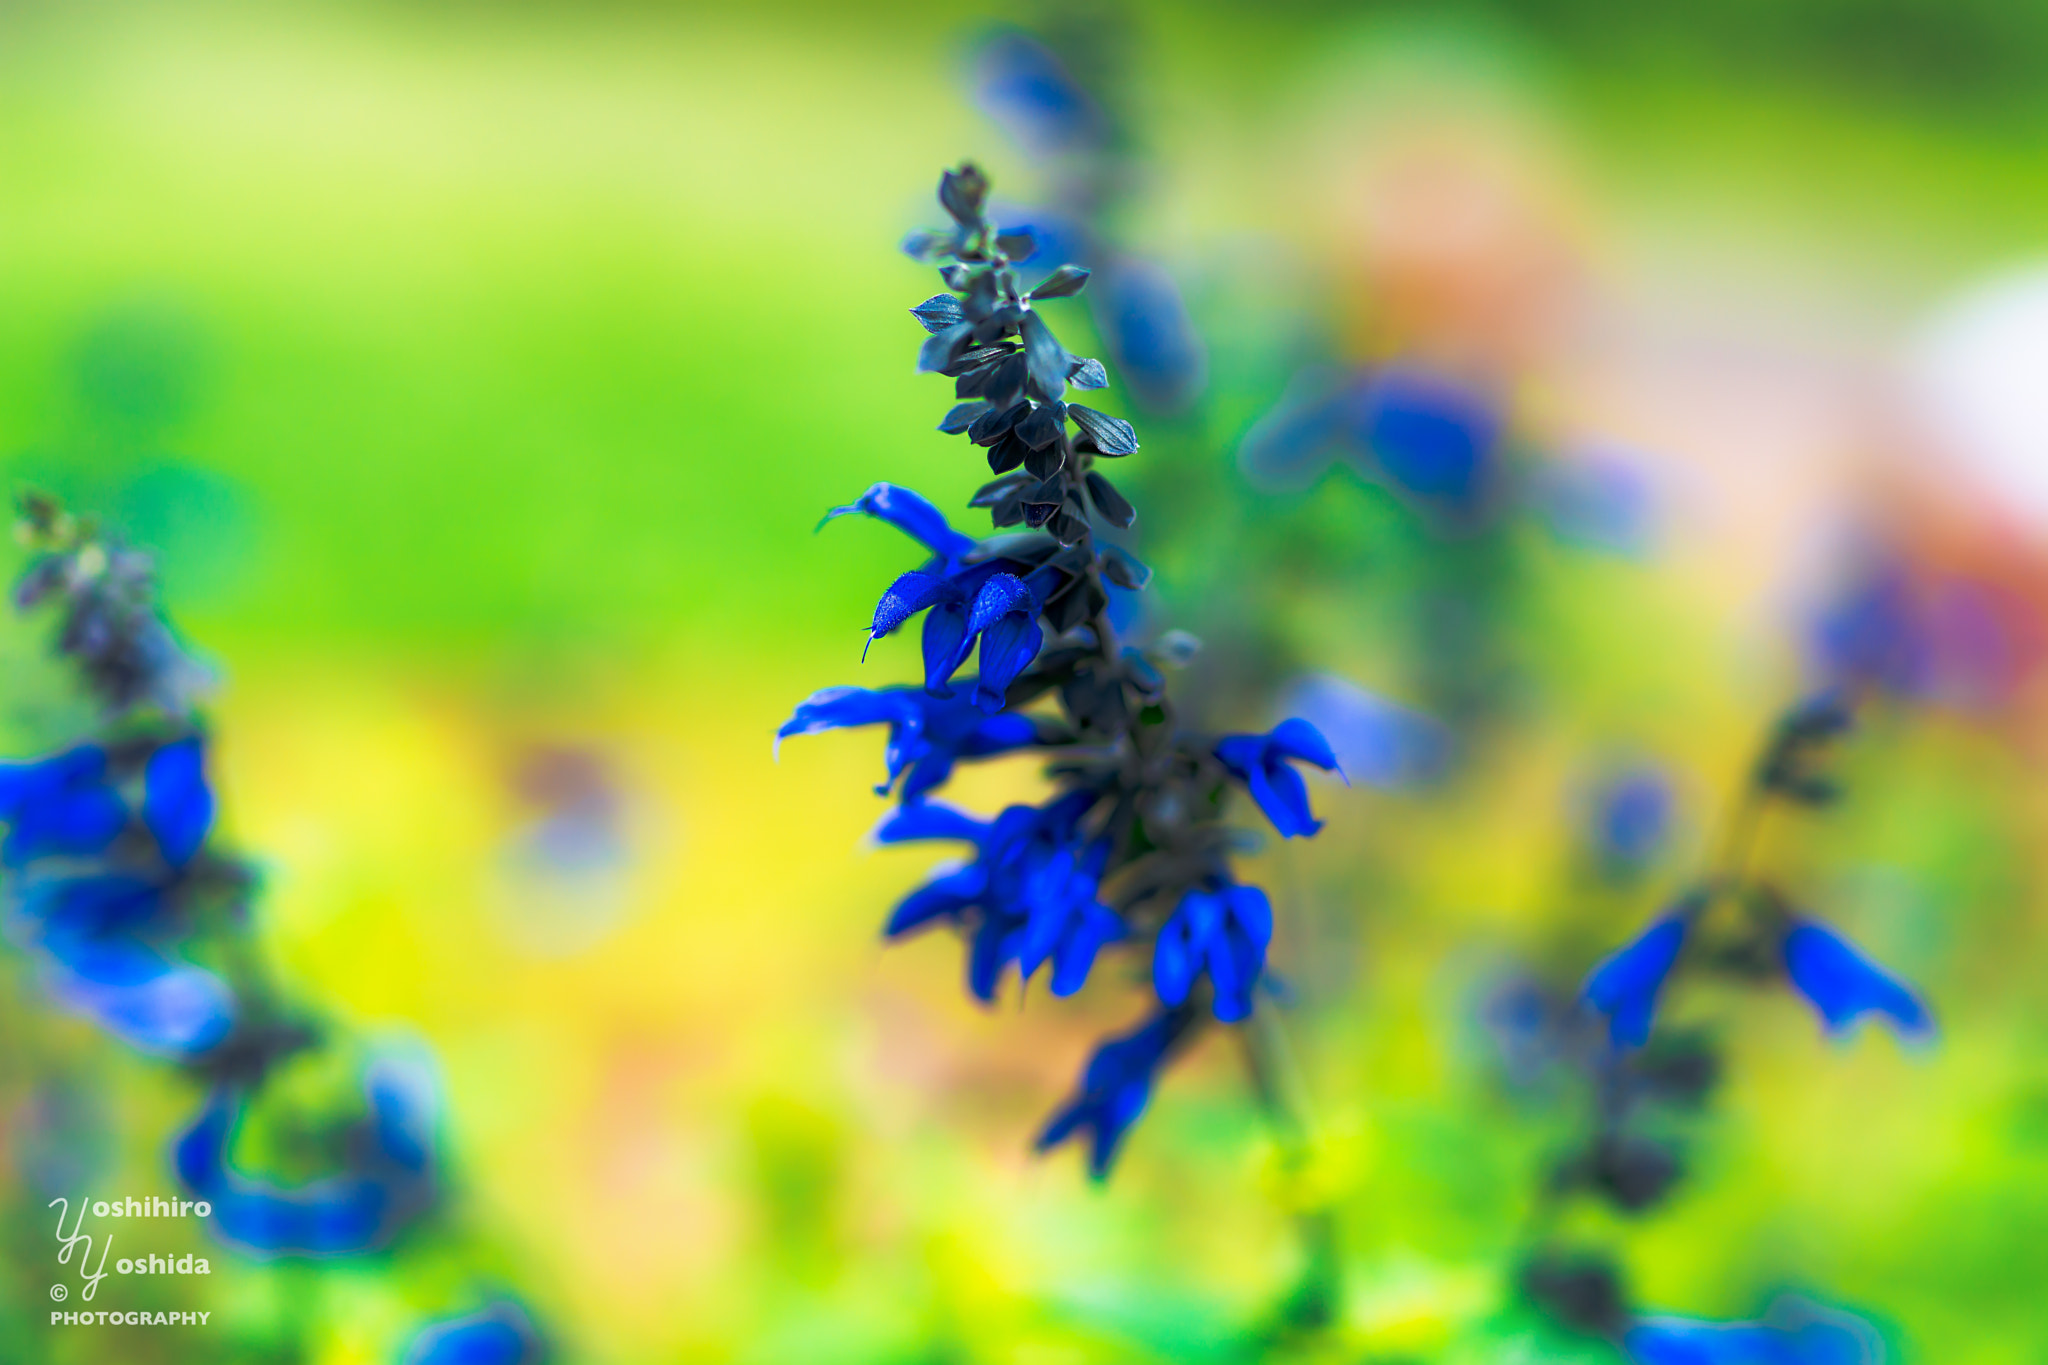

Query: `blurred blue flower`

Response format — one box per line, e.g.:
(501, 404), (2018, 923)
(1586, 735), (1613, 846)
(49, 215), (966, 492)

(175, 1059), (436, 1256)
(1037, 1007), (1192, 1178)
(1626, 1296), (1883, 1365)
(1811, 556), (1933, 698)
(1091, 257), (1207, 414)
(1153, 881), (1273, 1022)
(1215, 717), (1341, 839)
(11, 873), (233, 1056)
(1353, 367), (1499, 512)
(876, 793), (1122, 1002)
(1589, 767), (1675, 871)
(972, 31), (1102, 157)
(777, 685), (1040, 801)
(1584, 912), (1689, 1049)
(0, 745), (126, 866)
(1239, 365), (1501, 518)
(1782, 920), (1933, 1040)
(404, 1303), (544, 1365)
(1277, 673), (1449, 789)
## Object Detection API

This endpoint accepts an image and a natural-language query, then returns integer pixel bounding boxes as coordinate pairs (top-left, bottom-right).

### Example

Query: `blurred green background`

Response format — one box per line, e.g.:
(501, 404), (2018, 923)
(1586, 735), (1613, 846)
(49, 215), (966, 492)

(3, 1), (2048, 1361)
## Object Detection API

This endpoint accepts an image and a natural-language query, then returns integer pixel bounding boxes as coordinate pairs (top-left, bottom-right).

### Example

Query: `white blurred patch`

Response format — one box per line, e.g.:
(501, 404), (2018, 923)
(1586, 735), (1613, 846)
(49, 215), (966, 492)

(1910, 265), (2048, 532)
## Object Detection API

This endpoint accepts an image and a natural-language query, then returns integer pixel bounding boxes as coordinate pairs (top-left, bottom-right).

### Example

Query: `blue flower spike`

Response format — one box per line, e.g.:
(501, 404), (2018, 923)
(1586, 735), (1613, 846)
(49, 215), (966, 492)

(1037, 1008), (1192, 1179)
(1782, 919), (1933, 1042)
(1215, 717), (1342, 839)
(1584, 910), (1691, 1050)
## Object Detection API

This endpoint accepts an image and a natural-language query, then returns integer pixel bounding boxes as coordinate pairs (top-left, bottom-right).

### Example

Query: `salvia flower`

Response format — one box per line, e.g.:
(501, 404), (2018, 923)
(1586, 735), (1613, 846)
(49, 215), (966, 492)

(776, 685), (1040, 800)
(174, 1060), (437, 1257)
(876, 794), (1122, 1002)
(1215, 717), (1342, 839)
(784, 165), (1339, 1177)
(1782, 919), (1933, 1040)
(1584, 911), (1690, 1050)
(1036, 1007), (1195, 1179)
(403, 1302), (545, 1365)
(1153, 881), (1274, 1022)
(0, 746), (127, 866)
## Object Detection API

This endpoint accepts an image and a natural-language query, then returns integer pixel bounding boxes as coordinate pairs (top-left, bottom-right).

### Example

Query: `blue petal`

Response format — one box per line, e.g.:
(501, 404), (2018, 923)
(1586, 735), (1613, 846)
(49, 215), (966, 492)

(1226, 883), (1274, 955)
(823, 483), (976, 561)
(51, 958), (234, 1056)
(966, 572), (1037, 635)
(887, 865), (985, 937)
(143, 735), (214, 867)
(1783, 920), (1933, 1039)
(1267, 718), (1340, 772)
(1625, 1319), (1786, 1365)
(1050, 904), (1123, 997)
(921, 600), (974, 695)
(959, 711), (1039, 757)
(871, 571), (952, 644)
(1152, 910), (1198, 1007)
(22, 875), (167, 942)
(874, 802), (987, 846)
(1584, 915), (1689, 1049)
(973, 613), (1043, 714)
(0, 745), (107, 815)
(1248, 759), (1320, 839)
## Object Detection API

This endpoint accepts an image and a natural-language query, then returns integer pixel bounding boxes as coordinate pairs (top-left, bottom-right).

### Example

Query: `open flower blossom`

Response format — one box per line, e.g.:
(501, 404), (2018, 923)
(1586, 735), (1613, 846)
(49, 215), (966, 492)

(1036, 1007), (1195, 1179)
(1215, 717), (1343, 838)
(1782, 919), (1933, 1040)
(875, 795), (1123, 1002)
(1583, 912), (1689, 1050)
(777, 685), (1041, 800)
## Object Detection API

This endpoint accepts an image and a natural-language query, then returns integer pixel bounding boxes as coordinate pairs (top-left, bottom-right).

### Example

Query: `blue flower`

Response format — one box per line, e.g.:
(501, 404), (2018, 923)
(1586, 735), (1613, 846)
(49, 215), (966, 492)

(1036, 1007), (1192, 1178)
(1348, 367), (1500, 515)
(1238, 365), (1500, 518)
(403, 1304), (543, 1365)
(777, 685), (1040, 800)
(824, 483), (1050, 707)
(1215, 718), (1340, 839)
(1090, 257), (1207, 415)
(822, 481), (977, 566)
(10, 874), (233, 1056)
(876, 792), (1122, 1002)
(175, 1059), (436, 1256)
(972, 31), (1102, 157)
(1625, 1297), (1883, 1365)
(1153, 881), (1273, 1022)
(1590, 767), (1675, 871)
(142, 734), (214, 867)
(1584, 913), (1690, 1049)
(1278, 673), (1449, 789)
(0, 745), (126, 866)
(1782, 920), (1933, 1040)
